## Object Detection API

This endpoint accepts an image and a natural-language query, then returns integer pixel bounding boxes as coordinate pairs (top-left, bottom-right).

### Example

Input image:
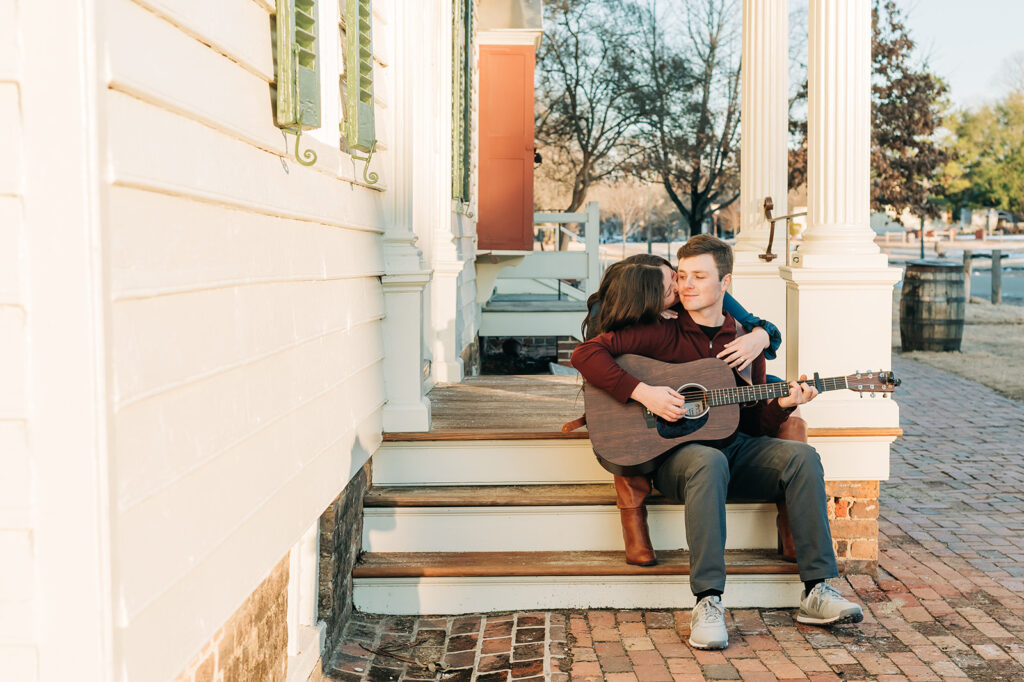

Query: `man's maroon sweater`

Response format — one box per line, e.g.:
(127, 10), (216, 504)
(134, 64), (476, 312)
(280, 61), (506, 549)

(571, 310), (792, 438)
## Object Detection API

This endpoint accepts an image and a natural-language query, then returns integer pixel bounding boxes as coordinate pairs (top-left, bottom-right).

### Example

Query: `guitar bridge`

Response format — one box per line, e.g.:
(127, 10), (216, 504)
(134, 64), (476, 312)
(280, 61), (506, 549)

(643, 407), (658, 428)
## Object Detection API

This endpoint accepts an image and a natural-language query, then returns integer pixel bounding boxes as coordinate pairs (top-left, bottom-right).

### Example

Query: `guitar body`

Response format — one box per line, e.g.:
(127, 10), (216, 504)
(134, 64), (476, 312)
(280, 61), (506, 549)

(584, 356), (741, 476)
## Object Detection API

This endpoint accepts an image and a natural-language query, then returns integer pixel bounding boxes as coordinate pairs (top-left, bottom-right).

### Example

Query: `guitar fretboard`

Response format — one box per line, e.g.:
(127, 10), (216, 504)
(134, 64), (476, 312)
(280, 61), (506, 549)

(704, 376), (849, 408)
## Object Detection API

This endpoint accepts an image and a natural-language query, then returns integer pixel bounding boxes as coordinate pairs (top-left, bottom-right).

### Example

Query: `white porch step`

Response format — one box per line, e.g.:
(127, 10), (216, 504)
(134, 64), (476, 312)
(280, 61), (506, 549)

(352, 550), (802, 615)
(372, 438), (605, 486)
(362, 501), (779, 553)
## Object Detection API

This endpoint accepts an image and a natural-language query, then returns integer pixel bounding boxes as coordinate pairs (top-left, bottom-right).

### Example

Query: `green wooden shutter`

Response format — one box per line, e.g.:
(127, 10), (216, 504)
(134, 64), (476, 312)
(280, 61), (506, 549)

(345, 0), (375, 151)
(275, 0), (322, 129)
(451, 0), (473, 202)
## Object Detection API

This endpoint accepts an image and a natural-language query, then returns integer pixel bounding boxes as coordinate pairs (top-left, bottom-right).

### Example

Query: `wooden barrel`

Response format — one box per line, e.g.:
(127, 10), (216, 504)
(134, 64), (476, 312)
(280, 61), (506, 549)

(900, 260), (965, 352)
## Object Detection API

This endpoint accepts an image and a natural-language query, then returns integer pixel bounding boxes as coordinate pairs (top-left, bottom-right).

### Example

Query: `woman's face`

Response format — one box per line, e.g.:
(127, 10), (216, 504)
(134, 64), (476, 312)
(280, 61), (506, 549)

(661, 265), (679, 310)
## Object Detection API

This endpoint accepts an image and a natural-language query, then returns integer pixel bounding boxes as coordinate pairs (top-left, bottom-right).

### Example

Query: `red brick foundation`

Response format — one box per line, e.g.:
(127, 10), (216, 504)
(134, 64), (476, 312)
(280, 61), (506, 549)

(826, 480), (879, 575)
(556, 337), (579, 367)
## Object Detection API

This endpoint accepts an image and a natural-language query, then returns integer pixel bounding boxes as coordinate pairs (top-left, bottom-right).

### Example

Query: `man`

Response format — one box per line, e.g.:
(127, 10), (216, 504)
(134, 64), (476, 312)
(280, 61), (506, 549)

(571, 235), (862, 650)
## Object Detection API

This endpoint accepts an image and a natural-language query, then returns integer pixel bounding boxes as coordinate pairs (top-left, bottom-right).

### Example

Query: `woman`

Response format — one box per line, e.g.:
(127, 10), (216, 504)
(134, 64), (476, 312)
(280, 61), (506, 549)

(581, 256), (803, 566)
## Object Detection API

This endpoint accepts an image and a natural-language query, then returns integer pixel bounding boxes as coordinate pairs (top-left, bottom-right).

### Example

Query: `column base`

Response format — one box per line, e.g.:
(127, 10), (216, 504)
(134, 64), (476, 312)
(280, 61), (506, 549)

(382, 397), (432, 433)
(431, 359), (465, 385)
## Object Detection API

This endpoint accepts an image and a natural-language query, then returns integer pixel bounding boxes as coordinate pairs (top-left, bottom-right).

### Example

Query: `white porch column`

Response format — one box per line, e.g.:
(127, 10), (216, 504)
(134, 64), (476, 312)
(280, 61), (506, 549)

(781, 0), (900, 453)
(732, 0), (789, 378)
(796, 0), (883, 265)
(381, 3), (433, 432)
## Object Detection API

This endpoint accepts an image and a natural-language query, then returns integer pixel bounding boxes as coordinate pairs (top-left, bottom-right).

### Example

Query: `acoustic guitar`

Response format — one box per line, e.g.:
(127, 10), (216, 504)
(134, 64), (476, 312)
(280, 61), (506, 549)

(583, 355), (901, 475)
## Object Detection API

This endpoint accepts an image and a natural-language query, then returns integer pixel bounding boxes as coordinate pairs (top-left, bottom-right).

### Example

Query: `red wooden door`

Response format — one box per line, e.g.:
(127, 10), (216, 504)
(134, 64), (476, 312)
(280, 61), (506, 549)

(478, 45), (535, 251)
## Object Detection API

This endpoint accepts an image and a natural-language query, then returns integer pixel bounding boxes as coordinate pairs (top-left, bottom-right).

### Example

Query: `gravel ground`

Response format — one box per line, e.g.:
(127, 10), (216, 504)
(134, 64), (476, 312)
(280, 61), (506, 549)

(894, 295), (1024, 402)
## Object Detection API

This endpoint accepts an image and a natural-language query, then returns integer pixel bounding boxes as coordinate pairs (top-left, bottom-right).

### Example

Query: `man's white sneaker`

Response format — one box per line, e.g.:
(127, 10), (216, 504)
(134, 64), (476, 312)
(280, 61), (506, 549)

(797, 582), (864, 625)
(688, 595), (728, 649)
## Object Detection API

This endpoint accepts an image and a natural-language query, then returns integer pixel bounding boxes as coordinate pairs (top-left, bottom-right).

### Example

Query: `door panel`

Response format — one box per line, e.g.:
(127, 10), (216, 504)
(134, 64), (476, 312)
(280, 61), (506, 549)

(478, 45), (535, 251)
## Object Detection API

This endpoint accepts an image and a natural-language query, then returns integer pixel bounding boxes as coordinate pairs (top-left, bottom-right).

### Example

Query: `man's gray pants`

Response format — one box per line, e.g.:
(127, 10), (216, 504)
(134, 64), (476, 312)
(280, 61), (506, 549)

(652, 432), (839, 595)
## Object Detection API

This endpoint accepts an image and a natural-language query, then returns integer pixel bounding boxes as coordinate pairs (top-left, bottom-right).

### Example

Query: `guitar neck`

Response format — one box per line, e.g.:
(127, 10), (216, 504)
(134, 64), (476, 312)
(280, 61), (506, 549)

(706, 376), (848, 407)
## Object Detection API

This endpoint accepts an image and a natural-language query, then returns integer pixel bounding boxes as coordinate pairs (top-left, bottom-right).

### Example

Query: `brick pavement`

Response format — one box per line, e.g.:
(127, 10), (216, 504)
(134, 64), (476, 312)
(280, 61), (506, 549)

(323, 357), (1024, 681)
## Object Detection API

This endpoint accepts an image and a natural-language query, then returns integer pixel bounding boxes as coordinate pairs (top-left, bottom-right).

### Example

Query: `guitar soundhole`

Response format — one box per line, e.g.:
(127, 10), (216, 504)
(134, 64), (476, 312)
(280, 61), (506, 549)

(656, 412), (708, 438)
(655, 383), (709, 439)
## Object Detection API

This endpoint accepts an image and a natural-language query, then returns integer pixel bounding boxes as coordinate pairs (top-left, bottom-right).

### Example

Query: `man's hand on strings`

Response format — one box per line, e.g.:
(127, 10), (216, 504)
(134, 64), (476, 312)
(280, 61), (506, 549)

(778, 374), (819, 409)
(717, 327), (769, 371)
(631, 382), (686, 422)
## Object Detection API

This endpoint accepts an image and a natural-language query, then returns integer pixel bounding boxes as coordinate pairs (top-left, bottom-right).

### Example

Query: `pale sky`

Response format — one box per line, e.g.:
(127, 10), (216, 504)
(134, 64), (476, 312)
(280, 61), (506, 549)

(894, 0), (1024, 109)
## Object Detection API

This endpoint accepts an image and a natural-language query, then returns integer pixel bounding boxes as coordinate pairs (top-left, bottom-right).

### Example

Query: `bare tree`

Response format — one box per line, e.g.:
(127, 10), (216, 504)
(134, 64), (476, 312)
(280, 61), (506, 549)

(630, 0), (742, 238)
(998, 50), (1024, 95)
(534, 0), (646, 214)
(590, 180), (666, 255)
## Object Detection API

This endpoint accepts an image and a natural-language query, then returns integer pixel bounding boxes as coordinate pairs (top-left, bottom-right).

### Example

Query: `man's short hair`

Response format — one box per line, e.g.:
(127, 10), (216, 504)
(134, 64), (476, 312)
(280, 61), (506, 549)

(677, 234), (733, 280)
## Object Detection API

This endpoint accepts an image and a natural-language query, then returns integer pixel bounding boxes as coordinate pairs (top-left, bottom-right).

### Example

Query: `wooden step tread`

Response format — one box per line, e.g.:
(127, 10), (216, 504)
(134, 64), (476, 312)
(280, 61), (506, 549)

(365, 483), (704, 507)
(353, 550), (798, 578)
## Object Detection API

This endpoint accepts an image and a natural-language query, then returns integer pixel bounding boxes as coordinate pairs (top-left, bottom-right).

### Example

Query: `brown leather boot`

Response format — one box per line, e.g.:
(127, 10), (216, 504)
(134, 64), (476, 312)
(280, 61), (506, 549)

(614, 474), (657, 566)
(774, 417), (807, 563)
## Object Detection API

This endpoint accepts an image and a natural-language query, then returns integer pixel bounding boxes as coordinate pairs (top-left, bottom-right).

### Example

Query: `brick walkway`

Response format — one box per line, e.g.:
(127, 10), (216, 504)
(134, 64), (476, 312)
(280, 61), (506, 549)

(323, 358), (1024, 681)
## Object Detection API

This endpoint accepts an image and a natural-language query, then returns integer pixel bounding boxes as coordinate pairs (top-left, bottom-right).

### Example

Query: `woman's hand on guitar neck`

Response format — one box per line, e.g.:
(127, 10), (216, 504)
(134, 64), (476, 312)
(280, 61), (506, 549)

(631, 382), (686, 422)
(777, 374), (819, 409)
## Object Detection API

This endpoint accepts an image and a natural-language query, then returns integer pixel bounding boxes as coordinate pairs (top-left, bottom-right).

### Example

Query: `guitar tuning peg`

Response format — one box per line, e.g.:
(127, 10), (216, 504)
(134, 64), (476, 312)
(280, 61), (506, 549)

(871, 392), (876, 398)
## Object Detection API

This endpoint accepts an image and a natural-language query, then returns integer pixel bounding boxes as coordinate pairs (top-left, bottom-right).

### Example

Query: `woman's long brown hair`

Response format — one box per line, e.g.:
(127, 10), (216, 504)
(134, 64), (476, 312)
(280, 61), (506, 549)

(582, 254), (673, 340)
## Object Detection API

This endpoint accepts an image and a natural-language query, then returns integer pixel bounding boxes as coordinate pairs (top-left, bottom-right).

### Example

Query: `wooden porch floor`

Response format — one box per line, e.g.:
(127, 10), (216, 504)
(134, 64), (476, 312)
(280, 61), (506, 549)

(383, 373), (902, 442)
(384, 375), (587, 440)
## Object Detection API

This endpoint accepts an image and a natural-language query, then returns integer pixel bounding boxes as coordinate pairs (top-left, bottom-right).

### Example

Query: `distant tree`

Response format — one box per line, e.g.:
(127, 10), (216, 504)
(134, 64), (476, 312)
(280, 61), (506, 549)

(789, 0), (949, 225)
(940, 92), (1024, 217)
(630, 0), (742, 238)
(534, 0), (645, 214)
(590, 180), (668, 254)
(998, 49), (1024, 95)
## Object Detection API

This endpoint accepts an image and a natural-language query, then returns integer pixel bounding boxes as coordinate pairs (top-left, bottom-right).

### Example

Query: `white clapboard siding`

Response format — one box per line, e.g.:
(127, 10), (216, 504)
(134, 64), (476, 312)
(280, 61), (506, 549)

(0, 309), (26, 417)
(0, 13), (32, 676)
(106, 90), (386, 225)
(114, 315), (384, 507)
(119, 406), (382, 682)
(0, 84), (20, 196)
(0, 423), (30, 525)
(116, 359), (383, 623)
(108, 186), (384, 297)
(112, 275), (383, 402)
(0, 1), (16, 80)
(110, 0), (392, 166)
(128, 0), (274, 79)
(107, 0), (285, 153)
(0, 198), (22, 304)
(0, 530), (34, 635)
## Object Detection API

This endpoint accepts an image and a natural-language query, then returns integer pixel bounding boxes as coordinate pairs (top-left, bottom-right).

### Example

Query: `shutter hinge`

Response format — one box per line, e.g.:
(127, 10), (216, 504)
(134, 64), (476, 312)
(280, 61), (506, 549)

(350, 139), (378, 185)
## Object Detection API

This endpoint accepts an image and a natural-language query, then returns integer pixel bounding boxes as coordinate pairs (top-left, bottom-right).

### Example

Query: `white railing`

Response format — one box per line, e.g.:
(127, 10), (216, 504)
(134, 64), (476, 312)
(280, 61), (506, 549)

(494, 201), (601, 298)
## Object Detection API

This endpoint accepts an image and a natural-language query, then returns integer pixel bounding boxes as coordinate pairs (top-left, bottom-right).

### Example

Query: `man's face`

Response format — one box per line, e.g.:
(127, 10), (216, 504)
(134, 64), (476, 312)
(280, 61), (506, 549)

(677, 253), (731, 314)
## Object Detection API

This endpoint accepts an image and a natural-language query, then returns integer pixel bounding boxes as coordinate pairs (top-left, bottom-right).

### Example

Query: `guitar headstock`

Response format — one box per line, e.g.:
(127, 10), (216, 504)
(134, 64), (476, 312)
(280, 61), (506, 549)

(846, 370), (901, 394)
